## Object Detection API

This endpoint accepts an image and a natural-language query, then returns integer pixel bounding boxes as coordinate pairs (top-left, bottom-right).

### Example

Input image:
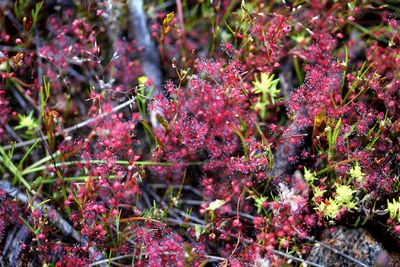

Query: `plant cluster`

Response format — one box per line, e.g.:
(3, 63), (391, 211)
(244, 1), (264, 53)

(0, 0), (399, 266)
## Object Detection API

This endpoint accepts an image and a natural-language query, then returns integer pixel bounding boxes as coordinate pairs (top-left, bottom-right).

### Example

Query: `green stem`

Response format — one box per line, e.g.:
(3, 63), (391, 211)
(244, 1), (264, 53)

(25, 151), (60, 170)
(340, 45), (349, 95)
(220, 0), (237, 28)
(0, 146), (32, 192)
(293, 56), (303, 85)
(22, 160), (205, 175)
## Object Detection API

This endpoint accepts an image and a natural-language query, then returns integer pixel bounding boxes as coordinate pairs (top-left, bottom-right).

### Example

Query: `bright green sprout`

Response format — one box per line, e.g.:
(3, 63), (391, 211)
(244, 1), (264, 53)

(386, 198), (400, 222)
(335, 185), (357, 206)
(316, 184), (357, 219)
(137, 75), (148, 86)
(304, 167), (317, 184)
(15, 111), (38, 136)
(252, 72), (280, 120)
(254, 195), (268, 214)
(206, 199), (226, 211)
(349, 162), (365, 183)
(291, 31), (311, 46)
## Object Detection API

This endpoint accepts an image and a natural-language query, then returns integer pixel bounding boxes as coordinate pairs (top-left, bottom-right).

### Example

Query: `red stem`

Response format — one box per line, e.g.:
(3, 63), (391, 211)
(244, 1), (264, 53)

(176, 0), (188, 51)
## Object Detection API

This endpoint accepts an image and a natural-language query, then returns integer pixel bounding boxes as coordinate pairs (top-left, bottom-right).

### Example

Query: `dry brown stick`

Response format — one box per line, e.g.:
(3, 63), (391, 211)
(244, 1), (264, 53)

(175, 0), (188, 51)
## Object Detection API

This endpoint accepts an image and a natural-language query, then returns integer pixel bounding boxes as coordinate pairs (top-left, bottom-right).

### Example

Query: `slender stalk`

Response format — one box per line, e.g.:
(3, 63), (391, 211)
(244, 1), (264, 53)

(176, 0), (187, 51)
(22, 159), (205, 175)
(2, 97), (137, 150)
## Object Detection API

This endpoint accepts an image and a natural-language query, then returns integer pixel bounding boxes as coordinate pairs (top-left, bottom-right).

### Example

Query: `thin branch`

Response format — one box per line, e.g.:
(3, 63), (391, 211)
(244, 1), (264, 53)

(1, 97), (136, 150)
(176, 0), (188, 50)
(204, 254), (227, 262)
(172, 207), (206, 225)
(5, 124), (23, 144)
(149, 183), (203, 197)
(153, 1), (175, 12)
(303, 236), (369, 267)
(141, 187), (152, 209)
(3, 10), (23, 32)
(272, 250), (324, 267)
(142, 183), (206, 225)
(10, 84), (30, 113)
(89, 255), (133, 267)
(179, 199), (203, 205)
(102, 0), (120, 50)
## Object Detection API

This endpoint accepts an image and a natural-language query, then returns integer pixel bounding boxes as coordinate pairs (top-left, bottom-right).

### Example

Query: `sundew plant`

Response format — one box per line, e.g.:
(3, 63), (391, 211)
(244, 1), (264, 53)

(0, 0), (400, 266)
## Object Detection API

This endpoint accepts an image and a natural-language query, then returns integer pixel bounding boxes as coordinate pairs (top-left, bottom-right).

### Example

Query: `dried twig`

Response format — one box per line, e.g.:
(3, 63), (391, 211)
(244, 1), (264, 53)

(303, 236), (369, 267)
(142, 183), (206, 225)
(89, 255), (133, 267)
(204, 254), (226, 262)
(149, 183), (203, 197)
(3, 10), (23, 32)
(272, 249), (324, 267)
(5, 124), (23, 144)
(2, 97), (136, 150)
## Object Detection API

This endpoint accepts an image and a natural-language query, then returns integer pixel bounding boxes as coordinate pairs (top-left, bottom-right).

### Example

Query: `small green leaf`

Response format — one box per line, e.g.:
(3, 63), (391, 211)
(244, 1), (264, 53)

(349, 162), (365, 183)
(252, 72), (280, 119)
(206, 199), (226, 211)
(254, 195), (268, 213)
(315, 184), (357, 219)
(194, 224), (205, 240)
(335, 184), (356, 204)
(304, 167), (317, 184)
(386, 198), (400, 222)
(137, 76), (148, 86)
(15, 111), (38, 135)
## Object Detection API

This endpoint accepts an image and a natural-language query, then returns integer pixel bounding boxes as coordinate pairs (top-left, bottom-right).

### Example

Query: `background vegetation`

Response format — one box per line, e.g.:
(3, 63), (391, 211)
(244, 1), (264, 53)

(0, 0), (399, 266)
